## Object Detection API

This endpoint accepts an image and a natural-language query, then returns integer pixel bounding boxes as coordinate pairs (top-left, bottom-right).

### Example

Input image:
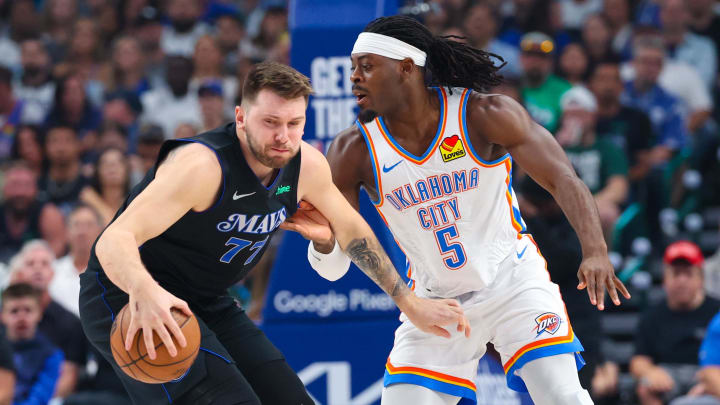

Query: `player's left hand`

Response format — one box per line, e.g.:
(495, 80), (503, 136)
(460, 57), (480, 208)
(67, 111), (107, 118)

(577, 254), (631, 310)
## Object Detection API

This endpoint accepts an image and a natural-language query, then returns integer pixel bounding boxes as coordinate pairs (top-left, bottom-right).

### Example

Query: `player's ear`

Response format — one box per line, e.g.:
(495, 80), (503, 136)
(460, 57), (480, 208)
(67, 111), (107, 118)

(235, 105), (247, 129)
(400, 58), (415, 76)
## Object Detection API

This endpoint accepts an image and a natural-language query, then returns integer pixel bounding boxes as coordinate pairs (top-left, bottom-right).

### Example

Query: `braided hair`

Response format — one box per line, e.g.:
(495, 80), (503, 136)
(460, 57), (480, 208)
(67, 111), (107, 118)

(363, 15), (504, 93)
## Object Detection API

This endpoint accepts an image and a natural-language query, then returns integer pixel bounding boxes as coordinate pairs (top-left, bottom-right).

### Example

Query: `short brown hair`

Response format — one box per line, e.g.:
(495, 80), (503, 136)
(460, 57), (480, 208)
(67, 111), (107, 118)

(241, 61), (313, 105)
(2, 283), (41, 307)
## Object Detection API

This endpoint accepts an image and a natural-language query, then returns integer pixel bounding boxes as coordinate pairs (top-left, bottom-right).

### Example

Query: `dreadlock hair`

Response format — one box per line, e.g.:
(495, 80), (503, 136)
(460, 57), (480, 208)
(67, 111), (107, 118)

(363, 15), (505, 93)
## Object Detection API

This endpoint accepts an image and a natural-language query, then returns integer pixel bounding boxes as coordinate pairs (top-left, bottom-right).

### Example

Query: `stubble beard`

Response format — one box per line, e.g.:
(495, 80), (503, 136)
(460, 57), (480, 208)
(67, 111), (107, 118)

(245, 127), (296, 169)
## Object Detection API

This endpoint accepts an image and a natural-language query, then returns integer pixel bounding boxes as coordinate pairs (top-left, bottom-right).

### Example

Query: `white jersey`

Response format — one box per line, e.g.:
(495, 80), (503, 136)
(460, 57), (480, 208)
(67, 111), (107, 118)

(358, 87), (527, 297)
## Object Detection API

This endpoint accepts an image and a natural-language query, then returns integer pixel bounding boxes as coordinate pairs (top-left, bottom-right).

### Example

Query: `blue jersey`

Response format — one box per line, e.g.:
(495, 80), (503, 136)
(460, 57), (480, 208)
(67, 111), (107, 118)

(700, 311), (720, 366)
(621, 81), (687, 150)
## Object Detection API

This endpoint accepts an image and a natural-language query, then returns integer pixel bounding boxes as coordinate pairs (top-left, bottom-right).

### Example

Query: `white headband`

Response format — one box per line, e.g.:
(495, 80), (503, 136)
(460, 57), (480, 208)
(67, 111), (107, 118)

(351, 32), (427, 67)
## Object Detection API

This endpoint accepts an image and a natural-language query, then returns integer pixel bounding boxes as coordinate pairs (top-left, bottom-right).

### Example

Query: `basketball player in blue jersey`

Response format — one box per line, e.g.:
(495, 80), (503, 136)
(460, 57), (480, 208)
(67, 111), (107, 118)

(78, 62), (469, 405)
(284, 16), (631, 405)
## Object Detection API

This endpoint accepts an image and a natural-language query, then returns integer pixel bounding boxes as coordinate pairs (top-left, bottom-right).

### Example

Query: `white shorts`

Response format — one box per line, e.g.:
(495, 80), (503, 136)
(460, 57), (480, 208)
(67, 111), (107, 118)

(384, 234), (585, 404)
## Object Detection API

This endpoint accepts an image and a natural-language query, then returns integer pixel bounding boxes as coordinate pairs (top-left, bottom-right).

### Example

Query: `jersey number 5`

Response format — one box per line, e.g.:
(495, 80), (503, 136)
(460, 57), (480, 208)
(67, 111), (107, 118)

(220, 236), (269, 265)
(434, 225), (467, 270)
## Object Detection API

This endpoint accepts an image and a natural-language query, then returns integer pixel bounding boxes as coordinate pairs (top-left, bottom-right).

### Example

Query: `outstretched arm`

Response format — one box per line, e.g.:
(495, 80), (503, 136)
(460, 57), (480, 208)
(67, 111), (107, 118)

(472, 94), (630, 310)
(294, 143), (469, 338)
(281, 127), (370, 278)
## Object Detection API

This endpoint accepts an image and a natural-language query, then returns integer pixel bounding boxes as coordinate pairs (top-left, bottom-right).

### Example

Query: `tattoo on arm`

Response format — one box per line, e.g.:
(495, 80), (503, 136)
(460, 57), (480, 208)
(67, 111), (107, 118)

(346, 238), (409, 298)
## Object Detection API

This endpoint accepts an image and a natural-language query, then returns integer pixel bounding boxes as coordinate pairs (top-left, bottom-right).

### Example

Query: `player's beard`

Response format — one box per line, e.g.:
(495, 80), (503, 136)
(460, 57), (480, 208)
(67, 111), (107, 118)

(245, 126), (298, 169)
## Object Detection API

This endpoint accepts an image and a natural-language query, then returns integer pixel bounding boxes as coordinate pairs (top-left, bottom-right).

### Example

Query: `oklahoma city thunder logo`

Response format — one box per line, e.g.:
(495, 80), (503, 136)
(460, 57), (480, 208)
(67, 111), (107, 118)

(533, 312), (561, 337)
(439, 135), (466, 162)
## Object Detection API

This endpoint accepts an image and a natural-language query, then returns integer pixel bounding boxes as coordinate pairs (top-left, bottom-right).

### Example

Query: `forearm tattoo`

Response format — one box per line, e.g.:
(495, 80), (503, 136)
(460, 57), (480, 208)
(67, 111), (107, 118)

(346, 238), (409, 298)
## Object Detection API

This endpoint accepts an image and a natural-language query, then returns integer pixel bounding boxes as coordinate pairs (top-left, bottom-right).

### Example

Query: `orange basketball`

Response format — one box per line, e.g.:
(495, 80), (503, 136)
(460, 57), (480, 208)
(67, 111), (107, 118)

(110, 304), (201, 384)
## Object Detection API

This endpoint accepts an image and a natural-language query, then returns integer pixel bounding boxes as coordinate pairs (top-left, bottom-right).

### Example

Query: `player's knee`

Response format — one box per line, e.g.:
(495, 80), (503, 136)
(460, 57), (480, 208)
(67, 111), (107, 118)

(519, 354), (594, 405)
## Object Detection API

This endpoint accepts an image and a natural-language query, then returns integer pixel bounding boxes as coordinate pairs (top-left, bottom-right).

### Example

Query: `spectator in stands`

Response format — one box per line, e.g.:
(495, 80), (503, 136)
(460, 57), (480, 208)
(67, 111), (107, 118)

(602, 0), (633, 59)
(161, 0), (210, 57)
(589, 60), (654, 183)
(0, 162), (65, 263)
(100, 35), (151, 98)
(129, 124), (164, 186)
(13, 38), (55, 125)
(241, 6), (288, 61)
(621, 35), (688, 165)
(0, 0), (39, 74)
(620, 34), (713, 134)
(50, 205), (102, 317)
(9, 240), (89, 399)
(10, 125), (45, 178)
(198, 80), (228, 131)
(582, 14), (618, 69)
(140, 56), (202, 138)
(669, 309), (720, 405)
(520, 31), (572, 133)
(42, 0), (79, 62)
(461, 3), (521, 78)
(53, 18), (105, 106)
(96, 122), (128, 155)
(660, 0), (717, 88)
(215, 13), (246, 76)
(557, 86), (629, 242)
(38, 125), (88, 214)
(686, 0), (720, 68)
(44, 74), (102, 154)
(190, 35), (239, 116)
(79, 148), (130, 225)
(128, 6), (163, 80)
(92, 1), (121, 49)
(102, 90), (142, 153)
(1, 283), (62, 405)
(557, 43), (590, 85)
(0, 66), (25, 160)
(631, 241), (720, 405)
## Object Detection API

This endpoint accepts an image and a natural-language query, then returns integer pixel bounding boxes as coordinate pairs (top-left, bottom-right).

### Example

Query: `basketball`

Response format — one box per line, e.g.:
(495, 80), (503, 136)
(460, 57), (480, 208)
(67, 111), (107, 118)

(109, 304), (201, 384)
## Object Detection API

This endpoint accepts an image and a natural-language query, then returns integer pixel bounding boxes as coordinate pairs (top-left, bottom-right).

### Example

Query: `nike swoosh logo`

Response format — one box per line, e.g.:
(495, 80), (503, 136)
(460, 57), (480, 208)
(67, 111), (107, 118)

(382, 160), (404, 173)
(233, 191), (256, 200)
(516, 245), (528, 259)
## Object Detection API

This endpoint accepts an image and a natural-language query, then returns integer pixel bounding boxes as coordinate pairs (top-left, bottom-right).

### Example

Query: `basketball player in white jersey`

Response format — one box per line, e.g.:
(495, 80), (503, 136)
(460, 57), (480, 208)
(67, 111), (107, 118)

(281, 16), (631, 405)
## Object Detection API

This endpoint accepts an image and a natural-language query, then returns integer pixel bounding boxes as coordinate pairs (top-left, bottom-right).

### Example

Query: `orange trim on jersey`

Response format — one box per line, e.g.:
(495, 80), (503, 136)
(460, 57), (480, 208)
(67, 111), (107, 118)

(504, 160), (524, 237)
(503, 315), (576, 374)
(376, 88), (448, 165)
(458, 89), (508, 168)
(359, 120), (384, 207)
(386, 360), (477, 391)
(502, 234), (576, 373)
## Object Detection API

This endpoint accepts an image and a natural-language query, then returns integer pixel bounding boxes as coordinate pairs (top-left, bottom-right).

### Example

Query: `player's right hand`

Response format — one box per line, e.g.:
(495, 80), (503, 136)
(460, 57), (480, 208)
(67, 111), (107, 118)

(126, 282), (192, 359)
(280, 200), (335, 251)
(399, 295), (471, 339)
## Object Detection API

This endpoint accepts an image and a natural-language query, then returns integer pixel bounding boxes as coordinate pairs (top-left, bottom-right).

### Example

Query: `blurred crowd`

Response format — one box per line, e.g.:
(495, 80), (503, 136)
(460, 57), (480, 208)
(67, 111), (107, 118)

(0, 0), (288, 403)
(0, 0), (719, 404)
